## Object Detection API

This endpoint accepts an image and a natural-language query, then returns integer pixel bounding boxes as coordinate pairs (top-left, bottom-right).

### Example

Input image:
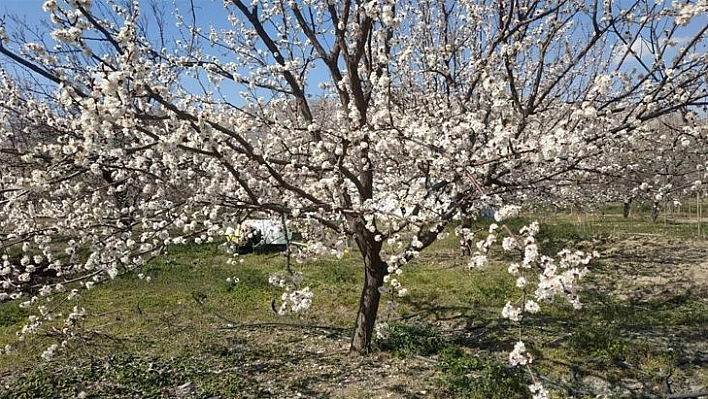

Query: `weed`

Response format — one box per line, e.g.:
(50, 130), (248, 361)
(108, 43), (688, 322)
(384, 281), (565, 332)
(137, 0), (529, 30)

(0, 303), (29, 327)
(436, 346), (527, 398)
(378, 322), (447, 358)
(0, 212), (706, 397)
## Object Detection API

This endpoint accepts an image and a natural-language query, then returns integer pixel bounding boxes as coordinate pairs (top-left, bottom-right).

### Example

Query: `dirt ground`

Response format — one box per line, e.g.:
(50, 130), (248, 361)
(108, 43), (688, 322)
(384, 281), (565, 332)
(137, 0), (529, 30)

(603, 235), (708, 301)
(1, 234), (706, 398)
(200, 234), (708, 398)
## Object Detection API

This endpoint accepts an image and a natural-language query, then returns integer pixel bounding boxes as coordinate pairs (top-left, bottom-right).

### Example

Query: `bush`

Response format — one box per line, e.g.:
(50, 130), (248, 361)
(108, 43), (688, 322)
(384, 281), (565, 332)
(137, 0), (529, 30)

(436, 346), (527, 398)
(377, 322), (447, 358)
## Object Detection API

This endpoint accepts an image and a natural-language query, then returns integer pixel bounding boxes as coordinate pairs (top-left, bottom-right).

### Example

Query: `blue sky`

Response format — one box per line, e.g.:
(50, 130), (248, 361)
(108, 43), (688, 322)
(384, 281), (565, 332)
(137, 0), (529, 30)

(1, 0), (50, 23)
(1, 0), (228, 25)
(0, 0), (281, 103)
(1, 1), (705, 108)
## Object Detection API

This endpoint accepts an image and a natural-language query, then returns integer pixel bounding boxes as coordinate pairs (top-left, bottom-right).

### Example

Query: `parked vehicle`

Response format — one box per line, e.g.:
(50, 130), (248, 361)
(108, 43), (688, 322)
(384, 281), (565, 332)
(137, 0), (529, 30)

(226, 218), (293, 253)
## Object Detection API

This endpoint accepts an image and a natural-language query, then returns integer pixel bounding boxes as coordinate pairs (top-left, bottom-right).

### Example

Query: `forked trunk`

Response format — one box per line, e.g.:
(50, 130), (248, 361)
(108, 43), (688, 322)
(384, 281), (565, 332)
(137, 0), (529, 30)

(350, 235), (386, 354)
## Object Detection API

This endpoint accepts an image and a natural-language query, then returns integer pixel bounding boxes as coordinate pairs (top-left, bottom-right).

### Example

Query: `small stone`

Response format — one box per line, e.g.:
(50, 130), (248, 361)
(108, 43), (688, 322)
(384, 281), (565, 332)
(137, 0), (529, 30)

(175, 382), (194, 398)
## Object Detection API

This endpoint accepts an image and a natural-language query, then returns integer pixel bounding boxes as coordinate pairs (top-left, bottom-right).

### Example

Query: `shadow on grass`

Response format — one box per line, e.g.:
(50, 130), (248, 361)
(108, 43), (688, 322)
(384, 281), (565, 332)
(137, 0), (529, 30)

(3, 321), (442, 399)
(394, 284), (707, 398)
(518, 291), (708, 397)
(399, 297), (510, 352)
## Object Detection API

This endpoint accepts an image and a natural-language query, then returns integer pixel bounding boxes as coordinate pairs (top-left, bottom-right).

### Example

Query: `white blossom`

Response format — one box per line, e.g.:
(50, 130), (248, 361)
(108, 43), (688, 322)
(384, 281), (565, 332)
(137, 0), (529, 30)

(502, 302), (522, 321)
(529, 382), (549, 399)
(509, 341), (532, 366)
(41, 344), (59, 361)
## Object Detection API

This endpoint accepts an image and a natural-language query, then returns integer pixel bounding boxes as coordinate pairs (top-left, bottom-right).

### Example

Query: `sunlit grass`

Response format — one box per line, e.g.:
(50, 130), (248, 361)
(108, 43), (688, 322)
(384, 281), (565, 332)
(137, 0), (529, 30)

(1, 210), (707, 397)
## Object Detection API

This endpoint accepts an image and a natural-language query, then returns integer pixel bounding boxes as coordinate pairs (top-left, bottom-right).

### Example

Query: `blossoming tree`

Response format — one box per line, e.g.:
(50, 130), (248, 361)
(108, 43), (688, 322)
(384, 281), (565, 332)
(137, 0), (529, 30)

(1, 0), (706, 373)
(576, 112), (708, 220)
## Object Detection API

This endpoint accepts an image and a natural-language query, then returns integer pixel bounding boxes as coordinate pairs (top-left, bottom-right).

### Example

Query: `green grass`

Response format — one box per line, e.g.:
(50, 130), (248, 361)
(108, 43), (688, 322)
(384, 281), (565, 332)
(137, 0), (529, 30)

(535, 205), (708, 239)
(377, 322), (448, 358)
(1, 211), (707, 398)
(436, 346), (527, 398)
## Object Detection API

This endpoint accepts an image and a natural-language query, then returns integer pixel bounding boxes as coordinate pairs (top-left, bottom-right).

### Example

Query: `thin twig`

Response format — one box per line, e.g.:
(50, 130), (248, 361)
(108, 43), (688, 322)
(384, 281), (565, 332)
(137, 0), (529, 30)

(196, 299), (349, 335)
(218, 321), (349, 335)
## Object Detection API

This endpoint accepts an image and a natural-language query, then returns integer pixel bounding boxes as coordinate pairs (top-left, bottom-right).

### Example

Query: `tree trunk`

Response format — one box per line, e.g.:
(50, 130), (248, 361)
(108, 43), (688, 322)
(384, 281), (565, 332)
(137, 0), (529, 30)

(651, 201), (660, 223)
(102, 169), (135, 230)
(350, 234), (386, 354)
(459, 215), (472, 256)
(623, 199), (632, 218)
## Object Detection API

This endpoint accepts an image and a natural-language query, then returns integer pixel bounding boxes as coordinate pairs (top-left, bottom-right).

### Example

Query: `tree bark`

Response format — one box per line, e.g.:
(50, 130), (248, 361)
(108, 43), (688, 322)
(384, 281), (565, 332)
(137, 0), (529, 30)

(623, 199), (632, 218)
(459, 215), (473, 256)
(350, 233), (386, 354)
(102, 168), (135, 230)
(651, 201), (660, 223)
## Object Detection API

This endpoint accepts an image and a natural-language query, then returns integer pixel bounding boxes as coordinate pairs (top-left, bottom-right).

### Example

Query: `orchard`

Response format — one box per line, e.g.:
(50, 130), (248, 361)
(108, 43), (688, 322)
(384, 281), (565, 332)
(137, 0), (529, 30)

(0, 1), (706, 397)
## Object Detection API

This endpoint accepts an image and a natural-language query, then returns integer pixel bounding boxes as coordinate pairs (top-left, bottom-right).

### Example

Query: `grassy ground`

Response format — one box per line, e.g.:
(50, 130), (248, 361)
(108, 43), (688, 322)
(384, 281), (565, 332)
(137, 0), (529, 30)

(0, 208), (707, 398)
